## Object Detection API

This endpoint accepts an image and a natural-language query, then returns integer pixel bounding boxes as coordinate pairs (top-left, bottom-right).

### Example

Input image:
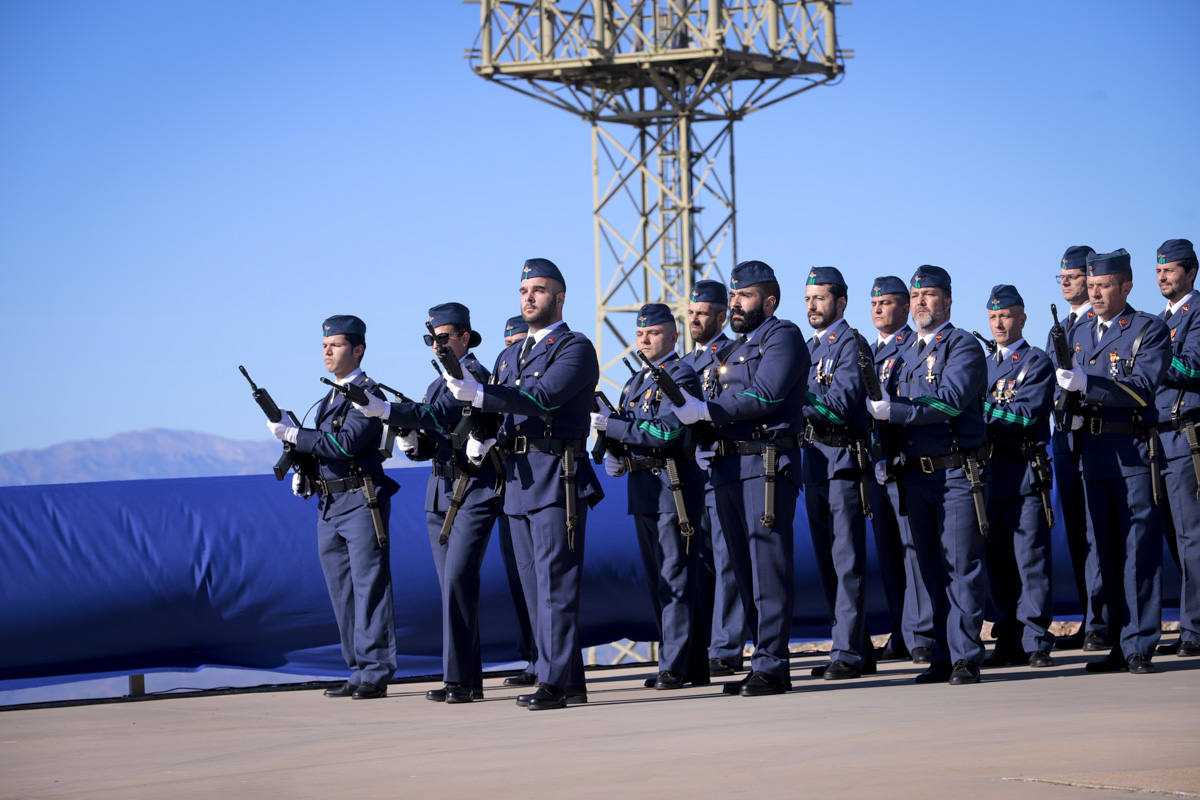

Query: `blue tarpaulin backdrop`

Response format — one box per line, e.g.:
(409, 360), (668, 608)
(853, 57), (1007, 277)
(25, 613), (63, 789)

(0, 468), (1180, 686)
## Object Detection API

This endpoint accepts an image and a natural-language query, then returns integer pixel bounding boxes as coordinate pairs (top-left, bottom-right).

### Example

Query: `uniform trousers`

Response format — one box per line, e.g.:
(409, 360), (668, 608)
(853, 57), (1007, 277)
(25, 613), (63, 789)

(1163, 457), (1200, 646)
(806, 476), (870, 667)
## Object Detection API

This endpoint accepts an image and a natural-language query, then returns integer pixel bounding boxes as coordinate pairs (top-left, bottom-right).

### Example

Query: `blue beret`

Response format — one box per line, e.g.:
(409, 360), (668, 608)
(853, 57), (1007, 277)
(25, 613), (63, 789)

(323, 315), (366, 338)
(806, 266), (846, 290)
(871, 276), (908, 297)
(910, 265), (951, 294)
(428, 302), (481, 347)
(691, 279), (727, 304)
(1061, 245), (1094, 272)
(1158, 238), (1196, 264)
(504, 315), (528, 337)
(1087, 248), (1132, 277)
(637, 303), (675, 328)
(730, 260), (776, 290)
(521, 257), (566, 288)
(986, 284), (1024, 311)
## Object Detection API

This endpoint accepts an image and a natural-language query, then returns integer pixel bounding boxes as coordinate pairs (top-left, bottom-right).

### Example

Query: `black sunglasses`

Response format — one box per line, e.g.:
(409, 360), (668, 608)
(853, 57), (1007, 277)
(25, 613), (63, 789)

(423, 331), (464, 346)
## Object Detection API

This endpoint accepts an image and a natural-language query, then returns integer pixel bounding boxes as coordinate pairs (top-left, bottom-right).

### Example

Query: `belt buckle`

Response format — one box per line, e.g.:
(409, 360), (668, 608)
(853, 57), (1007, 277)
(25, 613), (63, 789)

(512, 435), (528, 455)
(919, 456), (934, 474)
(1089, 417), (1103, 435)
(803, 421), (815, 445)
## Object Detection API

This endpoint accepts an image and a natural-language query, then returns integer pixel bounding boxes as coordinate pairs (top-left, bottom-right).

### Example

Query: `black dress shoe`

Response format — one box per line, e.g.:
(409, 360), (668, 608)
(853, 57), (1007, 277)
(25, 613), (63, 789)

(526, 683), (567, 710)
(1178, 641), (1200, 657)
(739, 671), (788, 696)
(879, 638), (910, 662)
(911, 646), (932, 664)
(1028, 650), (1054, 668)
(1082, 631), (1111, 651)
(503, 671), (537, 687)
(323, 681), (357, 698)
(1156, 639), (1181, 655)
(1055, 629), (1085, 650)
(1127, 654), (1156, 674)
(948, 660), (980, 685)
(721, 673), (754, 695)
(517, 686), (587, 707)
(810, 662), (829, 678)
(823, 659), (863, 680)
(654, 671), (685, 690)
(1084, 649), (1128, 673)
(708, 657), (740, 676)
(425, 687), (448, 702)
(445, 683), (479, 703)
(351, 681), (387, 699)
(914, 663), (952, 684)
(983, 645), (1028, 668)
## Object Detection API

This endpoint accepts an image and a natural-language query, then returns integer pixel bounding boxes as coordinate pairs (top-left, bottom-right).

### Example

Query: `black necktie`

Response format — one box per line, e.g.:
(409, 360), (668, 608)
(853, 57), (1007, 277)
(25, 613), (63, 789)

(1164, 308), (1174, 323)
(518, 336), (535, 367)
(874, 340), (883, 355)
(1097, 322), (1108, 343)
(916, 339), (927, 356)
(1067, 311), (1077, 328)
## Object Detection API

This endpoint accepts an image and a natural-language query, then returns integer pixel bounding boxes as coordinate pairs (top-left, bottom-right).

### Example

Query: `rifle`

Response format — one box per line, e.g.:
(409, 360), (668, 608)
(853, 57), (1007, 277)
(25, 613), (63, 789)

(634, 350), (716, 447)
(591, 391), (625, 464)
(855, 337), (904, 515)
(239, 365), (317, 482)
(972, 331), (998, 356)
(1029, 443), (1055, 529)
(428, 321), (464, 381)
(964, 451), (990, 538)
(320, 376), (413, 460)
(1048, 304), (1081, 428)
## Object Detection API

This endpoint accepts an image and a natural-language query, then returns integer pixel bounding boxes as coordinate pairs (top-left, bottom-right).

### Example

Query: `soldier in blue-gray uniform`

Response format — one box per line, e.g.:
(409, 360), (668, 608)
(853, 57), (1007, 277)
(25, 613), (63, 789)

(801, 267), (875, 679)
(494, 315), (539, 685)
(1046, 245), (1110, 652)
(444, 258), (604, 709)
(268, 314), (398, 699)
(980, 285), (1057, 669)
(1152, 238), (1200, 658)
(682, 279), (750, 677)
(867, 266), (990, 685)
(1057, 248), (1170, 674)
(354, 303), (502, 703)
(593, 303), (709, 689)
(670, 260), (808, 696)
(866, 276), (933, 664)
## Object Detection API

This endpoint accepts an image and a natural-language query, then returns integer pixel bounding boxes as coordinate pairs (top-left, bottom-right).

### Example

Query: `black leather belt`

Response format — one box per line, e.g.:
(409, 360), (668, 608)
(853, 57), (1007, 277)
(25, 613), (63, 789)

(903, 446), (988, 474)
(1157, 415), (1200, 433)
(715, 435), (801, 457)
(1078, 414), (1152, 436)
(315, 475), (366, 496)
(986, 437), (1047, 462)
(803, 422), (862, 448)
(504, 436), (587, 456)
(431, 461), (467, 479)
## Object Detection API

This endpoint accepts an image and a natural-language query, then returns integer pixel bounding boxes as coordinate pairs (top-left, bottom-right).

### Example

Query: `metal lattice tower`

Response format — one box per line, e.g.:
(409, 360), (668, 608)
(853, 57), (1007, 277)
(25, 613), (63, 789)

(469, 1), (847, 389)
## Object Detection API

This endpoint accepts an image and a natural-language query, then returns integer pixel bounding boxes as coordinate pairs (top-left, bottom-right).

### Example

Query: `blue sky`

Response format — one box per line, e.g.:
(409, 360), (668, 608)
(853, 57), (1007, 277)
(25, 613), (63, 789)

(1, 1), (1197, 452)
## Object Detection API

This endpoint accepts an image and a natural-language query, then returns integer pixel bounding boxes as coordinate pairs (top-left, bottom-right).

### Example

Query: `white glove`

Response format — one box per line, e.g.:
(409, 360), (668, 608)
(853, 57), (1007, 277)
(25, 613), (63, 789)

(291, 472), (306, 497)
(874, 460), (888, 486)
(867, 397), (892, 421)
(603, 453), (624, 477)
(268, 412), (299, 444)
(444, 370), (480, 402)
(466, 434), (496, 466)
(398, 430), (419, 455)
(1056, 367), (1087, 393)
(1070, 415), (1083, 431)
(670, 393), (711, 425)
(353, 391), (389, 419)
(694, 446), (716, 472)
(590, 408), (611, 432)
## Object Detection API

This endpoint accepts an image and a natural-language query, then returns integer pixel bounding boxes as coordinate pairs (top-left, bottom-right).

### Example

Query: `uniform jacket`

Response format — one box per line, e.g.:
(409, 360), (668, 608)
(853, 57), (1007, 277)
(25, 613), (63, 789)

(887, 324), (988, 459)
(705, 315), (808, 488)
(1154, 291), (1200, 462)
(294, 371), (395, 516)
(801, 318), (870, 482)
(384, 352), (499, 514)
(1067, 304), (1170, 480)
(682, 332), (731, 401)
(481, 323), (604, 515)
(982, 341), (1054, 499)
(606, 353), (706, 515)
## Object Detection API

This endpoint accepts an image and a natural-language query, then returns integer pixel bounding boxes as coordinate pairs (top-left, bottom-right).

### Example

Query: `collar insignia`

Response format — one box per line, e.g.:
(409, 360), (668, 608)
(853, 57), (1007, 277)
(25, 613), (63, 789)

(1118, 317), (1128, 328)
(935, 332), (944, 342)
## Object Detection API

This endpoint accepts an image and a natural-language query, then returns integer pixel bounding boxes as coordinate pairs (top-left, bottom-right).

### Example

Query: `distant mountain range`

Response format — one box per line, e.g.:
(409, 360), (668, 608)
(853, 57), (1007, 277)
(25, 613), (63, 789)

(0, 429), (306, 486)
